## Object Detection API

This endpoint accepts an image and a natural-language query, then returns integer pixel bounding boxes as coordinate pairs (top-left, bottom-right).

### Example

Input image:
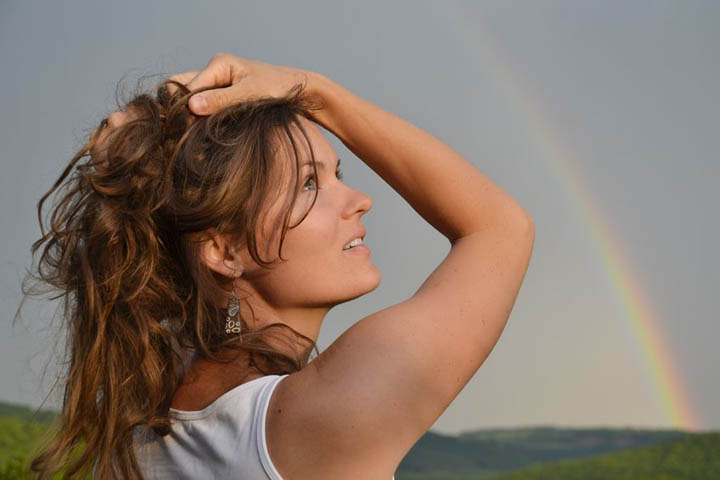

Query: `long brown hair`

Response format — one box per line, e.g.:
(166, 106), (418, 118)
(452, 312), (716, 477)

(21, 76), (325, 479)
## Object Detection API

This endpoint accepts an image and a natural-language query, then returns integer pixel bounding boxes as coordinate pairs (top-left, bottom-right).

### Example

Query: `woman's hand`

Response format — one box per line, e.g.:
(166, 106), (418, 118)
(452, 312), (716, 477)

(91, 54), (315, 154)
(184, 53), (313, 115)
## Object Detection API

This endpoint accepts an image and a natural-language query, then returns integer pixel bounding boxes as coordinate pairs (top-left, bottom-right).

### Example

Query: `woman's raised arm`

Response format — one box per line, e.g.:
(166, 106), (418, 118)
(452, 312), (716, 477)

(306, 71), (532, 241)
(263, 64), (534, 479)
(181, 54), (532, 240)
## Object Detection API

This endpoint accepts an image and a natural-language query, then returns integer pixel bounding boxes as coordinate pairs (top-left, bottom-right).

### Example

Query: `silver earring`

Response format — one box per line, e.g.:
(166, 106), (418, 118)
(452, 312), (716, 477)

(225, 273), (242, 335)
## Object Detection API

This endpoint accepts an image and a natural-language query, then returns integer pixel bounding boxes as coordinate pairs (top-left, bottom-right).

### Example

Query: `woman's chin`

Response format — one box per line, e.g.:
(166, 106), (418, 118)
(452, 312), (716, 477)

(338, 270), (381, 304)
(358, 268), (382, 295)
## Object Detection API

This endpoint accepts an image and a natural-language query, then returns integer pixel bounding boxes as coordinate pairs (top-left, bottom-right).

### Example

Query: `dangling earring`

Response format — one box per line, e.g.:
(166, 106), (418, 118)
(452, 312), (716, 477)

(225, 271), (242, 335)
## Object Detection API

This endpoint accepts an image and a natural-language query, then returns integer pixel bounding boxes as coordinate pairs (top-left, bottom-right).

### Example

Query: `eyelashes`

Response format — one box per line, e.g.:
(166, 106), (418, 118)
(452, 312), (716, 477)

(303, 168), (344, 191)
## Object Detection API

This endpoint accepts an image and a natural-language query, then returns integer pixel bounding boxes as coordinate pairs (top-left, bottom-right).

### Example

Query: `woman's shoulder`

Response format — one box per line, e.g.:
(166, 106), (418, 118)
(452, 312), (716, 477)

(169, 351), (268, 412)
(169, 371), (282, 418)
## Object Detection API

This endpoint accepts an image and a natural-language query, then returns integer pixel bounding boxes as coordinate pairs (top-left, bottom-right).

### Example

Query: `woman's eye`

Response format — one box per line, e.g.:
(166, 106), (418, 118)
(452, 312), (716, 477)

(303, 169), (344, 192)
(302, 176), (317, 191)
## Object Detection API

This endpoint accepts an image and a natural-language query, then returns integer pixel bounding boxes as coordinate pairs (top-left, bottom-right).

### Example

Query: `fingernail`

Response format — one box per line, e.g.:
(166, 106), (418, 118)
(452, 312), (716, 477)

(191, 95), (208, 113)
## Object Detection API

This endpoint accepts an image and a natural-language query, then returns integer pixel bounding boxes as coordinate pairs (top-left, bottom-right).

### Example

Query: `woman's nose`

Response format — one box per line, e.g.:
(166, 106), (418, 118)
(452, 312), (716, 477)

(344, 186), (373, 218)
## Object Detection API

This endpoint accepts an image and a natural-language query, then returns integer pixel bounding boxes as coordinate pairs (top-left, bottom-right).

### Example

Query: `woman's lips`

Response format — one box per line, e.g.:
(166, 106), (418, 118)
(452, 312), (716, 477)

(343, 244), (371, 254)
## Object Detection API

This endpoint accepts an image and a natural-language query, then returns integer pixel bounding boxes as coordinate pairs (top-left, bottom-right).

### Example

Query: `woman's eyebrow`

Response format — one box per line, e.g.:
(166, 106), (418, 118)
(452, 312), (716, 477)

(301, 158), (341, 170)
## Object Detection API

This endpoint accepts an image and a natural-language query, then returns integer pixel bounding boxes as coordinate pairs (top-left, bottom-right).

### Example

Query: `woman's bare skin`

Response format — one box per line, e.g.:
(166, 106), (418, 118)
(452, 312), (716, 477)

(170, 349), (264, 412)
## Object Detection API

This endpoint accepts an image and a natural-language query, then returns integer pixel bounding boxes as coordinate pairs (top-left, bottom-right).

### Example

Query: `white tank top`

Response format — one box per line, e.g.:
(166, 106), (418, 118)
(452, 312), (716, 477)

(132, 374), (396, 479)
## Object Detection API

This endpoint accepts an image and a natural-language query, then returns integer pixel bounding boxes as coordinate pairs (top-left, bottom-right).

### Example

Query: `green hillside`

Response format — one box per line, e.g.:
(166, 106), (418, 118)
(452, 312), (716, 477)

(1, 399), (717, 480)
(0, 402), (57, 462)
(491, 432), (720, 480)
(0, 417), (50, 466)
(0, 401), (60, 479)
(0, 402), (57, 425)
(397, 426), (690, 476)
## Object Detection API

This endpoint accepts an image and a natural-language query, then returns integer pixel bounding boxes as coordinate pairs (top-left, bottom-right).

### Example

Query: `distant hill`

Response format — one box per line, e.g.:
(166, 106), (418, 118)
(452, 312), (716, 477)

(1, 399), (716, 480)
(396, 426), (691, 477)
(0, 401), (58, 424)
(490, 432), (720, 480)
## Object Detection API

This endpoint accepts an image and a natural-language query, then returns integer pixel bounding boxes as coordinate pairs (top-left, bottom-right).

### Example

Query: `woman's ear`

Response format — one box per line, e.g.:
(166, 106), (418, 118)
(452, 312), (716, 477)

(199, 231), (244, 278)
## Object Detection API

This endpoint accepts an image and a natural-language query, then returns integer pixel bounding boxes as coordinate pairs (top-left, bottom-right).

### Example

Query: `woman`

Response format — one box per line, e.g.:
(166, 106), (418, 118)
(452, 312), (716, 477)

(27, 54), (535, 479)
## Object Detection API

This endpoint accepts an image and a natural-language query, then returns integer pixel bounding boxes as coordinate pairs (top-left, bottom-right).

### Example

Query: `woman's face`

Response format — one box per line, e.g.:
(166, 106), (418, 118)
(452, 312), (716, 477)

(242, 116), (381, 310)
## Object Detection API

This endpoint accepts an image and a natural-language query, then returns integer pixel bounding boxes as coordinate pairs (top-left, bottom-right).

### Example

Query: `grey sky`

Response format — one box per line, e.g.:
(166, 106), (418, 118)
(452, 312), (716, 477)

(1, 0), (718, 435)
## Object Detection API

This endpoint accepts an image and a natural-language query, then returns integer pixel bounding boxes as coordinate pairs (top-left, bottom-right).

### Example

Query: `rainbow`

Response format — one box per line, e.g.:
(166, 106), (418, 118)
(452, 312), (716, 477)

(448, 2), (700, 431)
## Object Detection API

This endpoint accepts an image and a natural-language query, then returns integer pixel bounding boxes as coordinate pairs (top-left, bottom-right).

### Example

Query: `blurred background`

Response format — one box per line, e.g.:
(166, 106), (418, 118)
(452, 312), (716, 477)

(1, 0), (718, 454)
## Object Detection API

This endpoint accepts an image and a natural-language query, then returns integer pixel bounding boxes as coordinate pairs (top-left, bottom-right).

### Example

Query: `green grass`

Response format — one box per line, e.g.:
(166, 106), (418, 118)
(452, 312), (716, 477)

(0, 417), (51, 467)
(0, 402), (60, 479)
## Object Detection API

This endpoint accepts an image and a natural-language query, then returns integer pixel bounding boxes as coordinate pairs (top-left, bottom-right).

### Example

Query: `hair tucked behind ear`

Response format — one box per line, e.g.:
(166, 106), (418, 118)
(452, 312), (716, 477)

(20, 75), (325, 479)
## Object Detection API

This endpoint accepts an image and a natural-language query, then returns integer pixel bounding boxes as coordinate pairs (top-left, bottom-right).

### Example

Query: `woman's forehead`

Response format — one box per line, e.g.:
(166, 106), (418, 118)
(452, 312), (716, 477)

(272, 117), (334, 171)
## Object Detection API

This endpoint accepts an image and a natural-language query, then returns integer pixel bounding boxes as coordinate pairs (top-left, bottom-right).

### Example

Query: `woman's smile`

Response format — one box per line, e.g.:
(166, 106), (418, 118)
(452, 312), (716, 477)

(343, 243), (371, 254)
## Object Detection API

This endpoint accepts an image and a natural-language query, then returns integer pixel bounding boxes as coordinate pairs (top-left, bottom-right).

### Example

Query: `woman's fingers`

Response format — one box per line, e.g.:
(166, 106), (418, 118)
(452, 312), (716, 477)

(170, 70), (199, 84)
(189, 82), (249, 116)
(166, 70), (199, 94)
(166, 54), (309, 116)
(186, 53), (245, 93)
(186, 53), (248, 115)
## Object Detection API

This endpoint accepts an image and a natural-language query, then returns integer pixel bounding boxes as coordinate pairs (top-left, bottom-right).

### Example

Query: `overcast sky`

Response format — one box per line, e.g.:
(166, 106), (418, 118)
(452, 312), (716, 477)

(1, 0), (718, 435)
